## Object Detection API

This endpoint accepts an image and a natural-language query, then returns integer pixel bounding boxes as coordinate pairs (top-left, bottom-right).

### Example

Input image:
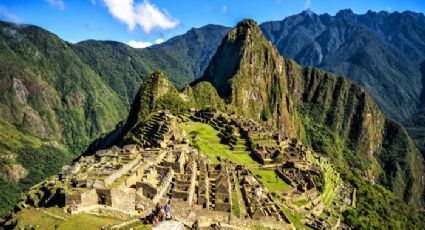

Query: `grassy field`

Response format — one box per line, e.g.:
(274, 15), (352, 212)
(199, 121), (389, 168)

(14, 207), (125, 230)
(180, 121), (292, 191)
(231, 191), (241, 218)
(278, 204), (307, 229)
(180, 121), (258, 165)
(251, 168), (292, 192)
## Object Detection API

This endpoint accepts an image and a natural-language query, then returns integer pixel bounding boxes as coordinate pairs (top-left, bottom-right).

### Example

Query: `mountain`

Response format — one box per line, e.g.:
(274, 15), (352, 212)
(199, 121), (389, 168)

(260, 9), (425, 122)
(74, 24), (230, 106)
(113, 20), (425, 227)
(0, 21), (230, 217)
(1, 9), (425, 221)
(197, 19), (424, 210)
(0, 22), (131, 216)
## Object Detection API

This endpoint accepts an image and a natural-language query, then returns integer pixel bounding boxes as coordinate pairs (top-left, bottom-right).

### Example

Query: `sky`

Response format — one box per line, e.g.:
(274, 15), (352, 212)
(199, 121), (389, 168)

(0, 0), (424, 48)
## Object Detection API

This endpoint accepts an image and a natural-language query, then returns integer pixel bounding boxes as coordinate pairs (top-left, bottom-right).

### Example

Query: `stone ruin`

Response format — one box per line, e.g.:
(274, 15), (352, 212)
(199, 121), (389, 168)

(15, 110), (338, 229)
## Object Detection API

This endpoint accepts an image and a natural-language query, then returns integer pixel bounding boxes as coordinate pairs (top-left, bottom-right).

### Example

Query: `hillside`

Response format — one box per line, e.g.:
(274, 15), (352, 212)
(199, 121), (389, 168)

(198, 19), (424, 208)
(74, 24), (230, 105)
(0, 21), (229, 217)
(0, 21), (129, 216)
(1, 9), (425, 221)
(5, 69), (423, 228)
(260, 9), (425, 122)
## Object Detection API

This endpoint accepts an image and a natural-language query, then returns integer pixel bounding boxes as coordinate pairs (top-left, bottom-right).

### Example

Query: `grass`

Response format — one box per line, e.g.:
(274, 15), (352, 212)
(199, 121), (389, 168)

(278, 204), (307, 230)
(251, 169), (292, 193)
(180, 121), (291, 193)
(293, 199), (308, 207)
(231, 191), (241, 218)
(14, 207), (124, 229)
(0, 119), (43, 154)
(180, 121), (258, 165)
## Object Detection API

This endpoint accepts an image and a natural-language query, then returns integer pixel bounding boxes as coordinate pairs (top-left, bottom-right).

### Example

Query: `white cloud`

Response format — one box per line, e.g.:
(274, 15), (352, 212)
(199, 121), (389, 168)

(46, 0), (65, 10)
(386, 7), (392, 11)
(154, 38), (164, 44)
(0, 5), (20, 23)
(220, 5), (228, 14)
(102, 0), (179, 33)
(304, 0), (311, 9)
(90, 0), (97, 5)
(128, 40), (153, 48)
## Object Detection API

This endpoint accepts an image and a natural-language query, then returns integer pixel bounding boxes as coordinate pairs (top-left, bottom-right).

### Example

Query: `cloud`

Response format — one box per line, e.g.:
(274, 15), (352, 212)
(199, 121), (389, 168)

(46, 0), (65, 10)
(386, 7), (392, 11)
(102, 0), (179, 33)
(220, 5), (228, 14)
(304, 0), (311, 9)
(155, 38), (164, 44)
(90, 0), (97, 5)
(128, 40), (153, 48)
(0, 5), (20, 23)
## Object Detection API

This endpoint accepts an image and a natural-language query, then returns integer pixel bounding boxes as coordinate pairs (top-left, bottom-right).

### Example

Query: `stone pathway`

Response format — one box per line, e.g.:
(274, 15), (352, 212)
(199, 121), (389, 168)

(153, 220), (185, 230)
(39, 209), (67, 221)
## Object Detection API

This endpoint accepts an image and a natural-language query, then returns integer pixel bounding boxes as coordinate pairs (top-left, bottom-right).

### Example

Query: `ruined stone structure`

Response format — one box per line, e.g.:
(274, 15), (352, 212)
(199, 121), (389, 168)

(16, 110), (341, 229)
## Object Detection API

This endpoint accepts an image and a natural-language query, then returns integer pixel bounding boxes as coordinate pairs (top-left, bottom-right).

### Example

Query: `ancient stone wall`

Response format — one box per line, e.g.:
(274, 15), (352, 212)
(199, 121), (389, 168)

(111, 188), (136, 213)
(80, 189), (98, 207)
(104, 157), (141, 186)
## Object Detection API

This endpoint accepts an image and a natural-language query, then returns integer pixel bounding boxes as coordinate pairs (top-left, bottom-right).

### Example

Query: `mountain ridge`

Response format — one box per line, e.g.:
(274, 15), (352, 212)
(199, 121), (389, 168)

(1, 9), (425, 219)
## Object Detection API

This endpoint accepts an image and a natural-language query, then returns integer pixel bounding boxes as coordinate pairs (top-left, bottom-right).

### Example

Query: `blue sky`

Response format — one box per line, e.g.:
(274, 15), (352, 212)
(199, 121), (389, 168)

(0, 0), (424, 48)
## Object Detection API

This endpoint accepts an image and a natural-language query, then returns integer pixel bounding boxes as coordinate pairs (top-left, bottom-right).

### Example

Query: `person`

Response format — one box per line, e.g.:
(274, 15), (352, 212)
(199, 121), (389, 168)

(164, 202), (172, 220)
(159, 209), (166, 222)
(192, 220), (199, 230)
(152, 215), (160, 226)
(154, 203), (162, 215)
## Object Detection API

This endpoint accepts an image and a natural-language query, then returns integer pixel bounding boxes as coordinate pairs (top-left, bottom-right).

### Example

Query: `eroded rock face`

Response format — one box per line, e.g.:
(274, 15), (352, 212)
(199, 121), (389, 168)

(13, 78), (29, 104)
(1, 163), (28, 183)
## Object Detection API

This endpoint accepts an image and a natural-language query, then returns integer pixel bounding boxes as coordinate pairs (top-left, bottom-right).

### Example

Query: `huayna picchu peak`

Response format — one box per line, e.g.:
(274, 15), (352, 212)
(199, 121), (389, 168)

(1, 7), (425, 230)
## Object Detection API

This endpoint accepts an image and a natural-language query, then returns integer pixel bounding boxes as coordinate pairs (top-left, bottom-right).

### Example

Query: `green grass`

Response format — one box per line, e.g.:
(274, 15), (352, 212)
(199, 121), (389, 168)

(14, 207), (124, 229)
(231, 191), (241, 218)
(180, 121), (257, 165)
(293, 199), (308, 207)
(278, 204), (307, 230)
(180, 121), (292, 194)
(251, 169), (292, 193)
(0, 119), (43, 153)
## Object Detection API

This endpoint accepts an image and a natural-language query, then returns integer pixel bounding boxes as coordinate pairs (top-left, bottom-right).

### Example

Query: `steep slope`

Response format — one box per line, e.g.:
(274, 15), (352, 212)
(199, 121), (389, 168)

(198, 19), (424, 206)
(74, 24), (230, 102)
(405, 61), (425, 157)
(124, 71), (187, 130)
(0, 21), (127, 217)
(260, 10), (425, 122)
(202, 20), (301, 137)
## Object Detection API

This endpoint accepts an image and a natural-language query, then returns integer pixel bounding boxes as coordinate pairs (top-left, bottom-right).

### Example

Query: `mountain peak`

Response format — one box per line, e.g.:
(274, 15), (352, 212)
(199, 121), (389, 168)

(124, 71), (181, 130)
(201, 19), (272, 98)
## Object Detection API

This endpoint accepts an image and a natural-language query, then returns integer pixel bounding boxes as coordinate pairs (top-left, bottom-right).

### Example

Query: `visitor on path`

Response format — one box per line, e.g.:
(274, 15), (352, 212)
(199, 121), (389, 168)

(192, 220), (199, 230)
(164, 202), (172, 220)
(152, 215), (160, 226)
(154, 203), (162, 215)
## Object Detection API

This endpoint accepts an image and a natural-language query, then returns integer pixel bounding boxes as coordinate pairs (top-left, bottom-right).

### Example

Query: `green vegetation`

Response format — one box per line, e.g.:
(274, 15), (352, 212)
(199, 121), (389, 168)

(13, 207), (124, 229)
(278, 204), (304, 229)
(180, 121), (258, 165)
(0, 119), (72, 217)
(343, 175), (425, 230)
(183, 82), (226, 111)
(293, 199), (308, 207)
(251, 169), (292, 193)
(231, 191), (241, 218)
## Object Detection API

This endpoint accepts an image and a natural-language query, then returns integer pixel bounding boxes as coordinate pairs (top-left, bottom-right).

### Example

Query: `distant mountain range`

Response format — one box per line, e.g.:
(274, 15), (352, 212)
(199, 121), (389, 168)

(0, 9), (425, 219)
